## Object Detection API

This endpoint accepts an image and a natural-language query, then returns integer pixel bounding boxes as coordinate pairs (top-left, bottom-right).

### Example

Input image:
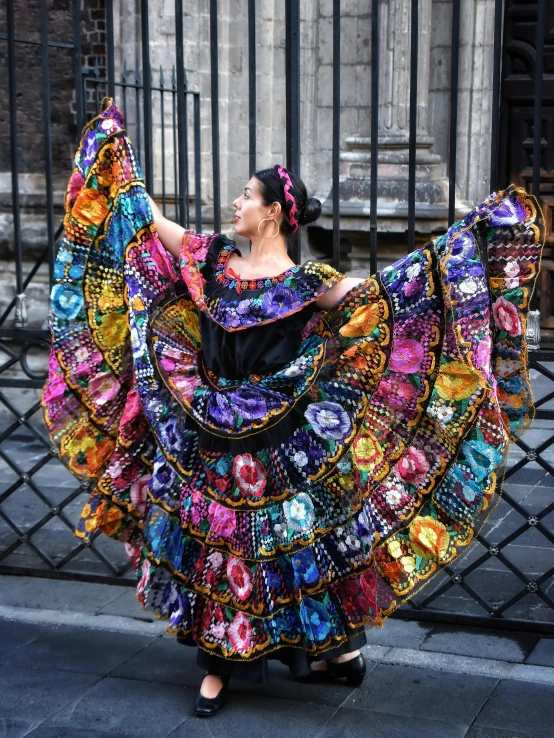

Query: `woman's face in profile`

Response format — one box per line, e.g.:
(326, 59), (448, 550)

(232, 177), (279, 238)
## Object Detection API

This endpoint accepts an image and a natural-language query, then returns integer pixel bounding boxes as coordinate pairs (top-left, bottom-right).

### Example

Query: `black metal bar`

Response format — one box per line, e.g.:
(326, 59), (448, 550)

(135, 67), (142, 163)
(93, 59), (101, 116)
(0, 568), (135, 587)
(369, 0), (380, 276)
(106, 0), (115, 99)
(175, 0), (187, 227)
(0, 33), (74, 49)
(39, 0), (55, 279)
(6, 0), (23, 296)
(184, 83), (190, 228)
(248, 0), (256, 175)
(532, 0), (545, 199)
(194, 92), (202, 231)
(393, 607), (554, 636)
(407, 0), (418, 253)
(72, 0), (84, 133)
(210, 0), (222, 233)
(448, 0), (460, 225)
(332, 0), (341, 270)
(490, 0), (503, 191)
(172, 66), (179, 223)
(141, 0), (153, 193)
(160, 67), (167, 216)
(122, 60), (128, 125)
(82, 73), (200, 98)
(285, 0), (301, 263)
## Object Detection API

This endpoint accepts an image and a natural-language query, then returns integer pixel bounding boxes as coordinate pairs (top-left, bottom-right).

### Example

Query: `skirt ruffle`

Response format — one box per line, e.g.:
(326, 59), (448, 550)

(42, 98), (544, 677)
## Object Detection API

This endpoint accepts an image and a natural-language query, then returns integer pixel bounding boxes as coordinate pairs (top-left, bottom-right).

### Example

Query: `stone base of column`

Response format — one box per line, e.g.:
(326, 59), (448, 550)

(309, 135), (472, 273)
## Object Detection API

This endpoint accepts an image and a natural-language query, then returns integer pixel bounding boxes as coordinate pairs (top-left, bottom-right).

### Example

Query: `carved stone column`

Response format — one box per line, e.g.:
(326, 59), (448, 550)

(317, 0), (455, 254)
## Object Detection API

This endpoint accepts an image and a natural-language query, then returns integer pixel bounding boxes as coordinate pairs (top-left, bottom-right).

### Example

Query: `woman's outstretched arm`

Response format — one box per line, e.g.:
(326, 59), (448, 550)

(147, 194), (185, 259)
(316, 277), (363, 309)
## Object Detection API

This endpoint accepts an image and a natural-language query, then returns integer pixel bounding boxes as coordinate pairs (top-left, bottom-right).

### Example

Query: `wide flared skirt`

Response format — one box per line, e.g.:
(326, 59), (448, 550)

(42, 99), (544, 679)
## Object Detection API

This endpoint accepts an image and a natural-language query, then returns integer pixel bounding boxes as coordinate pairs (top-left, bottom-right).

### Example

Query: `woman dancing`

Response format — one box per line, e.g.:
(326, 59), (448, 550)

(43, 99), (543, 717)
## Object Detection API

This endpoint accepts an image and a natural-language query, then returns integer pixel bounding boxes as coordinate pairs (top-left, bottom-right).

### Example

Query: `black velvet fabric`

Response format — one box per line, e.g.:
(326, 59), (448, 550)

(199, 303), (318, 380)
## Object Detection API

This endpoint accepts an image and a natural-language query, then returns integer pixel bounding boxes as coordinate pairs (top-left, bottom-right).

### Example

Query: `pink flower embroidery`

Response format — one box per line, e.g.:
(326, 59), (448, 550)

(190, 488), (204, 525)
(389, 338), (425, 374)
(210, 622), (227, 640)
(232, 453), (267, 498)
(360, 567), (378, 615)
(207, 500), (237, 538)
(66, 170), (85, 207)
(148, 233), (179, 281)
(172, 373), (201, 401)
(492, 296), (521, 336)
(380, 376), (416, 411)
(124, 542), (141, 571)
(130, 474), (150, 512)
(120, 389), (143, 430)
(89, 371), (120, 406)
(403, 278), (423, 297)
(43, 373), (67, 404)
(227, 556), (254, 602)
(227, 611), (253, 653)
(394, 446), (429, 486)
(474, 337), (491, 372)
(137, 558), (151, 596)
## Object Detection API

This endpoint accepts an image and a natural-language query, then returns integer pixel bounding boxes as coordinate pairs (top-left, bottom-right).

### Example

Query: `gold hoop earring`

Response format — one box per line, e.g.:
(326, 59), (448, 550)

(257, 218), (280, 239)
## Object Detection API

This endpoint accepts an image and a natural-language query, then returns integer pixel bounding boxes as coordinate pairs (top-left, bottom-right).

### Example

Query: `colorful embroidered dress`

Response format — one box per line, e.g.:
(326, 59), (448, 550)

(42, 99), (543, 678)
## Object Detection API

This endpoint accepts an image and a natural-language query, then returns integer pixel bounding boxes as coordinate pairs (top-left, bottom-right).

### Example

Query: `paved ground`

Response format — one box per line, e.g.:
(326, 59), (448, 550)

(0, 576), (553, 738)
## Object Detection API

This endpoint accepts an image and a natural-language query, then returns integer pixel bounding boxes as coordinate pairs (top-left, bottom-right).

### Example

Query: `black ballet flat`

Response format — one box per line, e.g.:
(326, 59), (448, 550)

(194, 673), (230, 717)
(291, 653), (366, 687)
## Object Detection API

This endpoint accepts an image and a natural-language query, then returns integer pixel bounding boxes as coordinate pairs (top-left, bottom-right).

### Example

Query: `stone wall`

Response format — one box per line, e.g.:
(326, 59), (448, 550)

(107, 0), (497, 245)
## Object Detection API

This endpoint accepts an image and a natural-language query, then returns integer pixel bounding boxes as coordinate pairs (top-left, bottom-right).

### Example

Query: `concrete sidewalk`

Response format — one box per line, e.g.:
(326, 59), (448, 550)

(0, 575), (553, 738)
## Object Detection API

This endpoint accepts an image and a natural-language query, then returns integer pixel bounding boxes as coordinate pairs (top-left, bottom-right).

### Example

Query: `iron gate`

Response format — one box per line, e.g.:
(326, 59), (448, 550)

(0, 0), (553, 633)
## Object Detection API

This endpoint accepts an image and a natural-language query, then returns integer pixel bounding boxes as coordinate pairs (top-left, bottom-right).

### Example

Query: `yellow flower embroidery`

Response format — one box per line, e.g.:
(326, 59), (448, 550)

(409, 515), (450, 560)
(435, 360), (480, 401)
(340, 302), (382, 338)
(400, 555), (416, 573)
(387, 539), (403, 559)
(72, 188), (109, 226)
(98, 311), (128, 348)
(352, 431), (384, 472)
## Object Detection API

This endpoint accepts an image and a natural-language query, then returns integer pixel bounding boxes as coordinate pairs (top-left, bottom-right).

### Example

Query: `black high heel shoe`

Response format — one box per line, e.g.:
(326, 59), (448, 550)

(291, 653), (366, 687)
(195, 672), (230, 717)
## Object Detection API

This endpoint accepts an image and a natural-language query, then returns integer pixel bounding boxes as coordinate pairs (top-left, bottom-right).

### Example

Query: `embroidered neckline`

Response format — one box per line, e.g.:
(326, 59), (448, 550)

(214, 240), (301, 291)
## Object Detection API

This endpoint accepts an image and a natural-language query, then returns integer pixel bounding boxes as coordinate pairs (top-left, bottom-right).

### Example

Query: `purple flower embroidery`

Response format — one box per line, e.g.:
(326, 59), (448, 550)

(157, 416), (184, 452)
(229, 388), (268, 421)
(403, 278), (423, 297)
(226, 309), (241, 327)
(82, 130), (99, 167)
(208, 393), (235, 428)
(237, 299), (252, 315)
(262, 284), (303, 319)
(304, 401), (352, 441)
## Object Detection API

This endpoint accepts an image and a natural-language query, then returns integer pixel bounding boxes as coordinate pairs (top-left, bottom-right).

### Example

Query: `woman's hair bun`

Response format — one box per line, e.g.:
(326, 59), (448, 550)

(298, 197), (322, 226)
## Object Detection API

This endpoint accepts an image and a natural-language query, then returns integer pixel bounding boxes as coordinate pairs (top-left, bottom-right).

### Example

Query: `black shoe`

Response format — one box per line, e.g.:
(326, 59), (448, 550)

(291, 653), (366, 687)
(325, 653), (366, 686)
(195, 673), (230, 717)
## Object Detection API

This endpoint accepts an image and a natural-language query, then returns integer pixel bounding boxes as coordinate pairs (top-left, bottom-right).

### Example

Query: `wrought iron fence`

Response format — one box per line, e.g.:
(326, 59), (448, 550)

(0, 0), (552, 633)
